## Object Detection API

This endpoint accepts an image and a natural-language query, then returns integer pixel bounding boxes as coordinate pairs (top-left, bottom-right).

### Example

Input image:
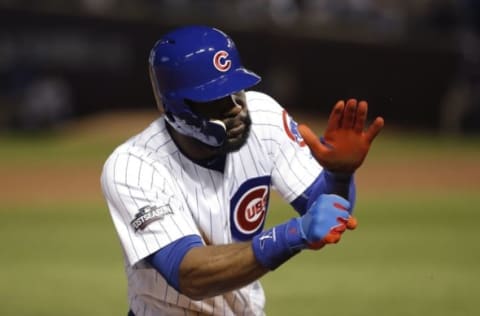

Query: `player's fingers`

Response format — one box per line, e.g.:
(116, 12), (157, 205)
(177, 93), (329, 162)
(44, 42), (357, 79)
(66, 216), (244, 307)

(353, 101), (368, 133)
(298, 124), (329, 157)
(333, 223), (347, 234)
(324, 100), (345, 134)
(307, 240), (326, 250)
(346, 216), (358, 230)
(365, 116), (385, 143)
(323, 231), (342, 244)
(341, 99), (357, 129)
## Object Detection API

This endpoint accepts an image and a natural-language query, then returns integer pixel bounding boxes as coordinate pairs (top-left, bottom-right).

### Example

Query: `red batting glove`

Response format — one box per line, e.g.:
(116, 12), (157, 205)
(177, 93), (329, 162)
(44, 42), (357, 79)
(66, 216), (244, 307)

(298, 99), (384, 173)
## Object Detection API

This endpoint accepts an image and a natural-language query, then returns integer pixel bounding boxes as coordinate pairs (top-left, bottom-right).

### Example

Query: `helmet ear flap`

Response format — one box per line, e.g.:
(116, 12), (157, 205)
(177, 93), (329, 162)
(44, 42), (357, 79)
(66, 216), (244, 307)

(149, 65), (165, 114)
(164, 108), (227, 148)
(165, 110), (175, 123)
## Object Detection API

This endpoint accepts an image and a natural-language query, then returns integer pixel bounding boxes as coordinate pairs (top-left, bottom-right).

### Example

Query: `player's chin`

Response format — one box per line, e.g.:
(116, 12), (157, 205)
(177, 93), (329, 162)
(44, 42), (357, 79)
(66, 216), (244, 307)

(224, 133), (249, 152)
(220, 120), (251, 153)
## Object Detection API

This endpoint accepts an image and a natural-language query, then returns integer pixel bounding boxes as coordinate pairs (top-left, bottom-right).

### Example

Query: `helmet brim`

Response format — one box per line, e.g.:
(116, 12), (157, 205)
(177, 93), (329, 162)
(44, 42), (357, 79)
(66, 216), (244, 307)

(176, 68), (261, 102)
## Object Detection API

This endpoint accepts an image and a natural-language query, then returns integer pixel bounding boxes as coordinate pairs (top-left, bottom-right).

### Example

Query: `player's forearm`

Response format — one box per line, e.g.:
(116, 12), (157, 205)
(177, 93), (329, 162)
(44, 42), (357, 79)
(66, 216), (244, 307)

(178, 242), (268, 300)
(179, 193), (356, 300)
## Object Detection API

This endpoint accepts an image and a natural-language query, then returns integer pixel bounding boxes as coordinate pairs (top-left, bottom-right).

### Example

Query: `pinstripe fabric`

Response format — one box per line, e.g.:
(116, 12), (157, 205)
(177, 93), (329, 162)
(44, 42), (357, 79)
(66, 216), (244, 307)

(100, 91), (322, 315)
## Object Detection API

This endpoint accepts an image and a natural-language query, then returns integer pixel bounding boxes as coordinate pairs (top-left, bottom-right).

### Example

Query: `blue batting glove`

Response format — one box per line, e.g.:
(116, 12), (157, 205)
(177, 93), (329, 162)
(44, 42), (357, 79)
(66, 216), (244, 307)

(251, 194), (356, 270)
(298, 194), (352, 249)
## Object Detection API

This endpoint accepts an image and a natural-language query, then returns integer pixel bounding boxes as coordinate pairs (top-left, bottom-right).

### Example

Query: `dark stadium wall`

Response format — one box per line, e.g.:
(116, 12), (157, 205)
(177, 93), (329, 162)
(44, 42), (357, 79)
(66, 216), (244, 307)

(1, 8), (460, 130)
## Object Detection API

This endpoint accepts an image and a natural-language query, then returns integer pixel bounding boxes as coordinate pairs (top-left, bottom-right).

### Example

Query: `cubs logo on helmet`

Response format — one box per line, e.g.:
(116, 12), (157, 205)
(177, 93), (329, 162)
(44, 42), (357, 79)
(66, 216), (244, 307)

(230, 176), (271, 241)
(213, 50), (231, 72)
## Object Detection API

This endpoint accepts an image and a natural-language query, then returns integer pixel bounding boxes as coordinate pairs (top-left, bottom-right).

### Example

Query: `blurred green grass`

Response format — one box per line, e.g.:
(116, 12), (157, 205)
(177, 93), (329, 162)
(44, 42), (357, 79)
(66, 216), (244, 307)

(263, 193), (480, 316)
(0, 203), (127, 316)
(0, 123), (479, 315)
(1, 194), (479, 315)
(0, 132), (116, 165)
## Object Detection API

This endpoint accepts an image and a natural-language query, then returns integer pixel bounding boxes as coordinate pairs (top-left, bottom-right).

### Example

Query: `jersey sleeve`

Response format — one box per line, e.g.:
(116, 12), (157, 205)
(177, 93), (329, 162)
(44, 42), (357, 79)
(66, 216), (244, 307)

(100, 148), (202, 266)
(247, 91), (323, 203)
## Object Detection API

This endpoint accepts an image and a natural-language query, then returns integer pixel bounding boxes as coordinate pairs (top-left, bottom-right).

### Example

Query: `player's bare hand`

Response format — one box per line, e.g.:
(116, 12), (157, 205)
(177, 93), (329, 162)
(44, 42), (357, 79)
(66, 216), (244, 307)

(298, 99), (384, 173)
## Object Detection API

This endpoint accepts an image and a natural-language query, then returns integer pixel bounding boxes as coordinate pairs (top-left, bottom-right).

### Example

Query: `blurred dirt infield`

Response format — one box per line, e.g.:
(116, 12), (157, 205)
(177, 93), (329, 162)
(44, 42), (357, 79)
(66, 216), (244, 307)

(1, 112), (479, 204)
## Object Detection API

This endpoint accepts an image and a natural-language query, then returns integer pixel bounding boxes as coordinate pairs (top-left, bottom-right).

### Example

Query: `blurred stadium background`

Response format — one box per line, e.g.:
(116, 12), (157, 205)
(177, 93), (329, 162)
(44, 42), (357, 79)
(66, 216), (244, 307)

(1, 1), (479, 315)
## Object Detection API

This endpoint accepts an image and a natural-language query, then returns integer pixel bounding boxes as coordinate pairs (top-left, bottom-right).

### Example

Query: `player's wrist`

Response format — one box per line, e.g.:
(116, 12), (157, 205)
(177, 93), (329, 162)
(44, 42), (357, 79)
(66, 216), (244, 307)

(251, 218), (307, 270)
(323, 169), (353, 182)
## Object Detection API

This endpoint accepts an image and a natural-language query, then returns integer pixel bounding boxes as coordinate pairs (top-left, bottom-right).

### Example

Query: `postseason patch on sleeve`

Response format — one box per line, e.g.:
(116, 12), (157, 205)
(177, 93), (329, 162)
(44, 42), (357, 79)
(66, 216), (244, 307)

(131, 205), (174, 232)
(282, 110), (305, 146)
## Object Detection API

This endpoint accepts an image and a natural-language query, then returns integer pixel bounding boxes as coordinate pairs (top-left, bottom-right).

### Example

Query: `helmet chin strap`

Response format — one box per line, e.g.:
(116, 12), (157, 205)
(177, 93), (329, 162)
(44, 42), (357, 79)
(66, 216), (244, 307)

(209, 119), (226, 131)
(165, 110), (227, 148)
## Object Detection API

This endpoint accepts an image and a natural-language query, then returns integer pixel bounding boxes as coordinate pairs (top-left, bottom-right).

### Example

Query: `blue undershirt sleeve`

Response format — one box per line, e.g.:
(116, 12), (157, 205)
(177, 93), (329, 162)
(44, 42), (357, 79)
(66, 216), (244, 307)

(291, 170), (356, 215)
(146, 235), (203, 292)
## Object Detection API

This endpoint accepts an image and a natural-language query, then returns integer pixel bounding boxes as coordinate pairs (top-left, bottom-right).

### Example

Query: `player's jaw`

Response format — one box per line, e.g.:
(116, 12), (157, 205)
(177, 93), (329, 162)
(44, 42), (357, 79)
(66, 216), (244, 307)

(187, 91), (251, 154)
(225, 114), (251, 153)
(206, 91), (251, 154)
(218, 109), (251, 154)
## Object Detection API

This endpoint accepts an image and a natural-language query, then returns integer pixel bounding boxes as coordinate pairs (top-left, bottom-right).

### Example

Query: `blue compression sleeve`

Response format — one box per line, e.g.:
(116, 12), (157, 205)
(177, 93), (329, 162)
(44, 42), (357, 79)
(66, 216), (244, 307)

(251, 218), (306, 270)
(146, 235), (203, 292)
(291, 170), (356, 215)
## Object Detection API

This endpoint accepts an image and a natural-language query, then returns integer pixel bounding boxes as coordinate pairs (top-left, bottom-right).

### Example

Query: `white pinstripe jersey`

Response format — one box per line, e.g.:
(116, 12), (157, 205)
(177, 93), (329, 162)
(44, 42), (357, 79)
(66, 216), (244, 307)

(101, 91), (323, 316)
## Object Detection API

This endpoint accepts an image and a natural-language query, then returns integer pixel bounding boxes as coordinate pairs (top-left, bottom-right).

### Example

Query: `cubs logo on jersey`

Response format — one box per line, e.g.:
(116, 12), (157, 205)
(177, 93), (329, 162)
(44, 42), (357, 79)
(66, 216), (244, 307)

(282, 110), (305, 146)
(230, 176), (271, 241)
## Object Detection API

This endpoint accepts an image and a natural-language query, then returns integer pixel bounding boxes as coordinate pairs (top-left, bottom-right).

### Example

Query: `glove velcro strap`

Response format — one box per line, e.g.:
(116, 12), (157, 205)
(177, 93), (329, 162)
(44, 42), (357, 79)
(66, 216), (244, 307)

(251, 218), (306, 270)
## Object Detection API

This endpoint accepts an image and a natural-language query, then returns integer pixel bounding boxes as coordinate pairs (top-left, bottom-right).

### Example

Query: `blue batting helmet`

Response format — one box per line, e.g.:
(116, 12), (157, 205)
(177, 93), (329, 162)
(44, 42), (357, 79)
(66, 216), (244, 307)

(149, 25), (261, 147)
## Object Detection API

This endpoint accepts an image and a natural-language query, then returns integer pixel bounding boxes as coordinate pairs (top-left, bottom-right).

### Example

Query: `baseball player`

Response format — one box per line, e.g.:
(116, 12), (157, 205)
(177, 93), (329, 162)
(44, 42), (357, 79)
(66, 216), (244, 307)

(100, 25), (384, 316)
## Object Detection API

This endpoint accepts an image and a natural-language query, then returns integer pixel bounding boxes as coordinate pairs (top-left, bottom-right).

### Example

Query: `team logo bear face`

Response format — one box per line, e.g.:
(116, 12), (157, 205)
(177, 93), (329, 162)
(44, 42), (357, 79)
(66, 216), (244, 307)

(230, 176), (271, 241)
